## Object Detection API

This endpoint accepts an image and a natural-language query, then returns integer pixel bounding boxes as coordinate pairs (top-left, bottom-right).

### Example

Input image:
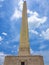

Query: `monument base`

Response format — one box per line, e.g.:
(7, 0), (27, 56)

(4, 55), (44, 65)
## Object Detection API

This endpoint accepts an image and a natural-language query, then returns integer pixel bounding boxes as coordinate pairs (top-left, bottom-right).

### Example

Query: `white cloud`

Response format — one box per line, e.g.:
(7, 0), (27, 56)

(0, 36), (3, 41)
(2, 32), (7, 36)
(11, 46), (18, 54)
(13, 45), (17, 48)
(11, 34), (20, 42)
(10, 0), (23, 21)
(40, 28), (49, 40)
(27, 0), (49, 15)
(37, 0), (49, 14)
(0, 32), (7, 42)
(0, 0), (4, 2)
(27, 9), (33, 15)
(10, 0), (47, 43)
(0, 52), (5, 65)
(29, 30), (38, 35)
(30, 49), (49, 65)
(12, 50), (17, 53)
(0, 52), (5, 56)
(39, 44), (47, 50)
(28, 11), (47, 28)
(35, 51), (49, 65)
(11, 0), (47, 25)
(11, 9), (22, 21)
(30, 48), (34, 54)
(18, 0), (23, 11)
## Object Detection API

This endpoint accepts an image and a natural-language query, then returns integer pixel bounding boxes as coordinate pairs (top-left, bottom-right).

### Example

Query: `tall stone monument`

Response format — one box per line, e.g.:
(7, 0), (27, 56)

(4, 1), (44, 65)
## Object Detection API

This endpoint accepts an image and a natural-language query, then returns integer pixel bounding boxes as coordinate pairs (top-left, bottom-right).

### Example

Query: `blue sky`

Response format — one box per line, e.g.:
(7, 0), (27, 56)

(0, 0), (49, 65)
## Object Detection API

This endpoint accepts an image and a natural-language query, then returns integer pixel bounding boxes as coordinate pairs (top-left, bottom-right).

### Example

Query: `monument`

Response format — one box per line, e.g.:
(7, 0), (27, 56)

(4, 1), (44, 65)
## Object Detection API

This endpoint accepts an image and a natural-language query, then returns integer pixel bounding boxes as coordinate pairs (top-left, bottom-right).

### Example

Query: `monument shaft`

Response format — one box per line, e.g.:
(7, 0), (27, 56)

(19, 1), (30, 56)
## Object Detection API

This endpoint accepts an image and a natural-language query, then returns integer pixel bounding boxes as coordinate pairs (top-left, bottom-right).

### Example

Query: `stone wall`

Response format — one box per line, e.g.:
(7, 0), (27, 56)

(4, 55), (44, 65)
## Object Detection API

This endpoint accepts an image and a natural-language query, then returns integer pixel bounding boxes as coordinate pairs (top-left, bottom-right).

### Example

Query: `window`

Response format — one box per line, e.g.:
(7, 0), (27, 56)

(21, 62), (25, 65)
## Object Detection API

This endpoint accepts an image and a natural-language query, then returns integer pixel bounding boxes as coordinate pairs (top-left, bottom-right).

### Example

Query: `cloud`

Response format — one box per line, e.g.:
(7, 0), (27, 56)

(0, 0), (4, 8)
(18, 0), (23, 11)
(11, 9), (22, 21)
(27, 0), (49, 15)
(35, 51), (49, 65)
(28, 11), (47, 28)
(11, 45), (19, 54)
(13, 45), (17, 48)
(37, 0), (49, 15)
(10, 0), (34, 21)
(0, 52), (5, 65)
(11, 50), (17, 53)
(29, 30), (38, 35)
(10, 0), (23, 21)
(0, 36), (3, 42)
(0, 32), (7, 42)
(27, 9), (33, 15)
(2, 32), (7, 36)
(30, 48), (34, 54)
(0, 52), (5, 57)
(40, 28), (49, 40)
(11, 0), (47, 24)
(11, 34), (20, 42)
(39, 44), (47, 50)
(30, 49), (49, 65)
(10, 0), (47, 43)
(0, 0), (4, 2)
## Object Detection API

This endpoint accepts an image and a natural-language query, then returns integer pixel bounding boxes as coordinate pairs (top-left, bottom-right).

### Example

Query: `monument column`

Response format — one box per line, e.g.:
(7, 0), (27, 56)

(19, 1), (30, 56)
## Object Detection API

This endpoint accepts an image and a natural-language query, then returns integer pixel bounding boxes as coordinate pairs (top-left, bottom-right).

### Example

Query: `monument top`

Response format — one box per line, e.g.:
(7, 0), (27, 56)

(24, 0), (26, 1)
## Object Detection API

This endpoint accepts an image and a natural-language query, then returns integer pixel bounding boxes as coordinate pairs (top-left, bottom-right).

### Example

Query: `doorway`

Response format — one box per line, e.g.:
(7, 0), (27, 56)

(21, 62), (25, 65)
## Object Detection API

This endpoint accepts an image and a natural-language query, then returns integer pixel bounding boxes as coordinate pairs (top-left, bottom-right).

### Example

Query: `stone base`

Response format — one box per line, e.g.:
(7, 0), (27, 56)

(4, 55), (44, 65)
